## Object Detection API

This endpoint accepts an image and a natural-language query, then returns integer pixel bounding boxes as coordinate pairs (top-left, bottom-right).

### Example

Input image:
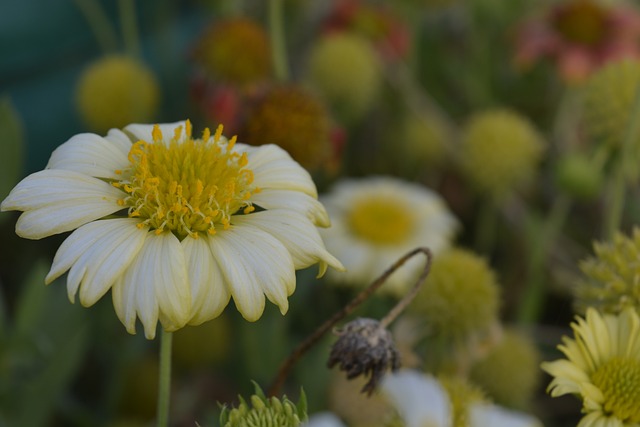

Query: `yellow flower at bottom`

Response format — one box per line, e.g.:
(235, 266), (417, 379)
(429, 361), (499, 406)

(542, 308), (640, 426)
(320, 176), (458, 296)
(1, 120), (344, 339)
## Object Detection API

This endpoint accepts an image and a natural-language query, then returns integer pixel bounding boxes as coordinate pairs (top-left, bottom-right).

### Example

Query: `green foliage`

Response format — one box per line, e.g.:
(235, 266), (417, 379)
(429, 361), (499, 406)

(0, 260), (89, 426)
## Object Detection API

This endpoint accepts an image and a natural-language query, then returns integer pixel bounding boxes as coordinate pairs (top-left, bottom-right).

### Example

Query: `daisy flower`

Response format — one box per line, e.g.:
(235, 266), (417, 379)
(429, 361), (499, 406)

(1, 120), (343, 339)
(320, 176), (457, 296)
(542, 307), (640, 426)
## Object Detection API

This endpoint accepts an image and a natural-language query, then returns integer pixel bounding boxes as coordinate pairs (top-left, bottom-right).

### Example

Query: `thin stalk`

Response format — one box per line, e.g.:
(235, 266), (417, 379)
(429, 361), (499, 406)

(119, 0), (141, 57)
(269, 0), (289, 81)
(267, 247), (433, 397)
(156, 330), (173, 427)
(604, 86), (640, 239)
(517, 195), (571, 324)
(475, 196), (498, 255)
(73, 0), (119, 53)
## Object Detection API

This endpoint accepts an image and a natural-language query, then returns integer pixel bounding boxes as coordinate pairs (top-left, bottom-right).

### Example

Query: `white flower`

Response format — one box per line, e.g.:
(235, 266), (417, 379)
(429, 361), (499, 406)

(320, 176), (458, 296)
(304, 413), (347, 427)
(469, 404), (542, 427)
(1, 120), (343, 339)
(381, 369), (542, 427)
(382, 370), (451, 427)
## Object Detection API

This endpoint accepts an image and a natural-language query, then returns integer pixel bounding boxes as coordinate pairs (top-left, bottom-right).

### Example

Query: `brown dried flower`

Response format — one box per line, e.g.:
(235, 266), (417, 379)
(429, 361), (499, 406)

(327, 317), (400, 395)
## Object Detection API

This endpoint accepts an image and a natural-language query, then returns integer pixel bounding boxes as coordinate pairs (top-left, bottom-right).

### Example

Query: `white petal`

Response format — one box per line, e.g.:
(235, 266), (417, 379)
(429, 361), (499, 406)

(233, 210), (343, 275)
(242, 144), (318, 197)
(104, 128), (134, 155)
(149, 233), (192, 333)
(304, 413), (347, 427)
(45, 218), (144, 300)
(46, 133), (128, 179)
(182, 236), (231, 325)
(72, 221), (146, 306)
(470, 403), (542, 427)
(381, 370), (451, 427)
(124, 121), (187, 145)
(112, 232), (191, 339)
(208, 225), (295, 321)
(250, 189), (330, 227)
(1, 169), (124, 238)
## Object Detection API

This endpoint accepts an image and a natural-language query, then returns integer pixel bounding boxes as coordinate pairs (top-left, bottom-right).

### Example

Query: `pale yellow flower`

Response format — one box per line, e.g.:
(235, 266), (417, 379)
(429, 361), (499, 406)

(1, 120), (343, 339)
(320, 176), (458, 296)
(542, 308), (640, 426)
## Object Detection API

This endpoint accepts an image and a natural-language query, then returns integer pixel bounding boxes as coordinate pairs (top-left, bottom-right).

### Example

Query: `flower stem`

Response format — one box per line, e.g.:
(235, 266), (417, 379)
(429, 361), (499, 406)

(73, 0), (118, 54)
(118, 0), (141, 57)
(604, 86), (640, 239)
(267, 247), (432, 397)
(517, 195), (571, 324)
(475, 196), (498, 255)
(156, 329), (173, 427)
(269, 0), (289, 81)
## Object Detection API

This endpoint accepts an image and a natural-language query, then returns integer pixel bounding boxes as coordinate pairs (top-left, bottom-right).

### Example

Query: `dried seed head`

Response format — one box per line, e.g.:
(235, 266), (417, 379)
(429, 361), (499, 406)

(327, 318), (400, 395)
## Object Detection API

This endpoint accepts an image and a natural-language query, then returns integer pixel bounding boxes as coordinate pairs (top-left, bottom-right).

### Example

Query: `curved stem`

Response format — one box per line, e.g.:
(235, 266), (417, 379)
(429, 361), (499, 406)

(267, 247), (433, 397)
(269, 0), (289, 81)
(156, 329), (173, 427)
(380, 249), (433, 328)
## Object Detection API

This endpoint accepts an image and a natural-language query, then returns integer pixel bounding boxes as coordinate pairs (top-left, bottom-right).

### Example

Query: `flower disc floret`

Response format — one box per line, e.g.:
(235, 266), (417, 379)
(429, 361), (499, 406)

(114, 122), (257, 239)
(591, 357), (640, 422)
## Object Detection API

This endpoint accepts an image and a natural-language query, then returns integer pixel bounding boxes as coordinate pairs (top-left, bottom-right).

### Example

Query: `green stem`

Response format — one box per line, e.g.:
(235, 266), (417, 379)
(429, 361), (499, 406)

(119, 0), (141, 57)
(268, 0), (289, 81)
(517, 195), (571, 324)
(604, 86), (640, 239)
(73, 0), (119, 54)
(156, 330), (173, 427)
(475, 197), (498, 255)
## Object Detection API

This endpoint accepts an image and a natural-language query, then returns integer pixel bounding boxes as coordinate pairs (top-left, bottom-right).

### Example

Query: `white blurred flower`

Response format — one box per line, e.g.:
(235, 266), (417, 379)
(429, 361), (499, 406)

(381, 369), (542, 427)
(320, 176), (458, 296)
(304, 413), (347, 427)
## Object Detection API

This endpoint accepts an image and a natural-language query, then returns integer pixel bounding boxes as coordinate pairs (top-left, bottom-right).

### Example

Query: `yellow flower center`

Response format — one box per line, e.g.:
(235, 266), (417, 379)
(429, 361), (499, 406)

(591, 357), (640, 422)
(348, 197), (414, 245)
(113, 121), (258, 239)
(553, 0), (607, 46)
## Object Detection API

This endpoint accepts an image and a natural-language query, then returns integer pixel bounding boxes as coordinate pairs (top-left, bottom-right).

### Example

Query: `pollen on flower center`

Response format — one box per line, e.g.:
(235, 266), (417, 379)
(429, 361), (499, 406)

(347, 197), (414, 245)
(113, 120), (258, 238)
(591, 357), (640, 422)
